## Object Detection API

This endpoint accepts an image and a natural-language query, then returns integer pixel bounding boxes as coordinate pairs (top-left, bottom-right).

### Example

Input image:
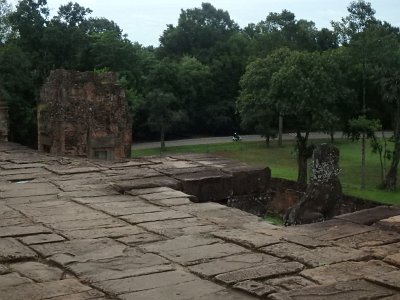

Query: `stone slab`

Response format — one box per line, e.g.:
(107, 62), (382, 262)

(222, 165), (270, 195)
(121, 210), (193, 224)
(282, 234), (333, 248)
(192, 289), (258, 300)
(150, 197), (193, 206)
(0, 272), (33, 288)
(233, 280), (276, 297)
(126, 187), (174, 196)
(301, 260), (398, 285)
(10, 262), (63, 282)
(269, 280), (396, 300)
(43, 290), (106, 300)
(119, 278), (225, 300)
(215, 262), (304, 284)
(362, 242), (400, 259)
(212, 229), (281, 248)
(0, 278), (94, 300)
(33, 212), (111, 223)
(334, 229), (400, 248)
(335, 206), (400, 225)
(139, 190), (192, 201)
(157, 242), (249, 266)
(311, 222), (375, 241)
(69, 250), (171, 282)
(18, 233), (65, 245)
(32, 238), (127, 265)
(140, 235), (221, 253)
(117, 232), (164, 246)
(174, 170), (233, 202)
(112, 176), (181, 192)
(0, 238), (37, 262)
(384, 253), (400, 267)
(287, 246), (370, 268)
(188, 253), (279, 278)
(48, 217), (127, 231)
(62, 225), (146, 239)
(377, 215), (400, 233)
(366, 270), (400, 290)
(89, 202), (163, 217)
(94, 270), (198, 295)
(1, 184), (59, 198)
(260, 243), (310, 259)
(138, 218), (219, 238)
(265, 276), (317, 292)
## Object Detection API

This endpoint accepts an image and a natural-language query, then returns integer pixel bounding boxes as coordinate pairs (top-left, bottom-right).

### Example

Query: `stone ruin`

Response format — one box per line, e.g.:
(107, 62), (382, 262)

(284, 143), (342, 225)
(0, 96), (8, 142)
(38, 69), (132, 160)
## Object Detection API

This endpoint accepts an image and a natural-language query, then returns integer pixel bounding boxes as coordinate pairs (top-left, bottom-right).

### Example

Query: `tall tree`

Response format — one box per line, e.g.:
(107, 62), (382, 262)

(381, 71), (400, 190)
(0, 0), (12, 43)
(333, 0), (378, 189)
(239, 49), (348, 184)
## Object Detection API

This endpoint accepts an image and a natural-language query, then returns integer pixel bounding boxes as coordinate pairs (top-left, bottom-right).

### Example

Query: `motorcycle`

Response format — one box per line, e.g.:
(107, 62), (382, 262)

(232, 133), (242, 141)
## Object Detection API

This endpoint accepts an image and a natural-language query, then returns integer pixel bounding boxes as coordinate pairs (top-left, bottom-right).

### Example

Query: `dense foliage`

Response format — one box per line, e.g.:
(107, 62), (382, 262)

(0, 0), (399, 188)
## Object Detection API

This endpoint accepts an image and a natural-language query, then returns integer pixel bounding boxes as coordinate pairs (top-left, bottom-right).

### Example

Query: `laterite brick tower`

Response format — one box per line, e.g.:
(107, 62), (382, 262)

(38, 69), (132, 160)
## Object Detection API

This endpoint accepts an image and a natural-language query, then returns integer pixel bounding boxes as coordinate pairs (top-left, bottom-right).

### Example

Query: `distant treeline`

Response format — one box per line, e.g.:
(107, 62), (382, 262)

(0, 1), (398, 148)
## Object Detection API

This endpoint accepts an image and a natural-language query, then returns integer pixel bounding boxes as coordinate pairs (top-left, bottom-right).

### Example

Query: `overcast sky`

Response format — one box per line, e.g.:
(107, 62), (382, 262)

(10, 0), (400, 46)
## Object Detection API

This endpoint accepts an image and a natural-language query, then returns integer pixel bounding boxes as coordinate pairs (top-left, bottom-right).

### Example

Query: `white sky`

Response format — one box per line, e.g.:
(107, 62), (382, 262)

(10, 0), (400, 46)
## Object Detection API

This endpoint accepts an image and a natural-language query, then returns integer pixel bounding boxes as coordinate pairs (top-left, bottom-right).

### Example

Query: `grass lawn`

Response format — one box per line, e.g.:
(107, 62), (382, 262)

(132, 139), (400, 205)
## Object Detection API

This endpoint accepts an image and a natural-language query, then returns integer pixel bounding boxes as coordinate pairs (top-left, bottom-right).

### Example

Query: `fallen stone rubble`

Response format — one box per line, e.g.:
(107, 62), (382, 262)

(0, 142), (399, 299)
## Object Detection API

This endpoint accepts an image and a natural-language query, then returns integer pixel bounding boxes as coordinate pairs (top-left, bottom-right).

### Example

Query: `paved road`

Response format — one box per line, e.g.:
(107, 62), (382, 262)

(132, 132), (344, 150)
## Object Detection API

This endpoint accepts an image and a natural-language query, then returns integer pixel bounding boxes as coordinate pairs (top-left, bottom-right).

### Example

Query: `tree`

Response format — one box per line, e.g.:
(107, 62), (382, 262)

(238, 48), (290, 148)
(0, 43), (35, 145)
(145, 90), (187, 150)
(347, 116), (382, 189)
(381, 72), (400, 190)
(0, 0), (12, 43)
(159, 2), (239, 60)
(239, 49), (347, 184)
(54, 2), (92, 27)
(8, 0), (49, 52)
(332, 0), (377, 45)
(158, 3), (243, 135)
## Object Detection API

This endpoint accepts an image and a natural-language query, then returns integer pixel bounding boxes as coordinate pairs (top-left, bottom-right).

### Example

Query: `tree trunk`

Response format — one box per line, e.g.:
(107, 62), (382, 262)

(384, 101), (400, 191)
(278, 114), (283, 147)
(330, 131), (334, 144)
(361, 132), (366, 190)
(296, 132), (309, 185)
(266, 135), (270, 147)
(160, 127), (165, 151)
(360, 55), (367, 190)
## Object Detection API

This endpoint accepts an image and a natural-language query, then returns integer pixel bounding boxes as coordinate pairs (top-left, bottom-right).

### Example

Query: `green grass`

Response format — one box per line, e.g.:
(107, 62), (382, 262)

(132, 139), (400, 205)
(263, 214), (284, 226)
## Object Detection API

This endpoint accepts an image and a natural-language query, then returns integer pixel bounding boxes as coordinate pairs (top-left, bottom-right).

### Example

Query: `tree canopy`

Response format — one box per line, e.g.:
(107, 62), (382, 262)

(1, 0), (400, 188)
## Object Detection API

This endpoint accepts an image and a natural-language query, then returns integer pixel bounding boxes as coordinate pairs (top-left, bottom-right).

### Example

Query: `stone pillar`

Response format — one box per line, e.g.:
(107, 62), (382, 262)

(284, 143), (342, 225)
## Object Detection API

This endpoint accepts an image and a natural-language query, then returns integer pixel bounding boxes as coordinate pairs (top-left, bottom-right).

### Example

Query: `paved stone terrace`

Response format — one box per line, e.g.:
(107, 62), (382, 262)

(0, 142), (399, 300)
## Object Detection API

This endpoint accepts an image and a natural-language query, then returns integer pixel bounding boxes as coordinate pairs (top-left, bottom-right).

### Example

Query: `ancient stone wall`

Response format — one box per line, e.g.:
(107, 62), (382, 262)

(0, 96), (8, 142)
(38, 69), (132, 160)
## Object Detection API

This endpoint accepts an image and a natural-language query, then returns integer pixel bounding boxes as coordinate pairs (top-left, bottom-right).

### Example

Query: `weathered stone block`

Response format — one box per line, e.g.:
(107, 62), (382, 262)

(301, 260), (398, 285)
(222, 165), (271, 195)
(269, 280), (395, 300)
(38, 69), (132, 160)
(174, 170), (233, 202)
(335, 206), (400, 225)
(0, 238), (37, 262)
(188, 253), (279, 278)
(215, 262), (304, 284)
